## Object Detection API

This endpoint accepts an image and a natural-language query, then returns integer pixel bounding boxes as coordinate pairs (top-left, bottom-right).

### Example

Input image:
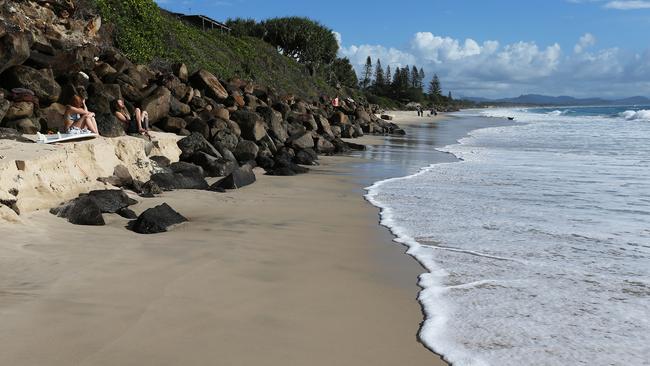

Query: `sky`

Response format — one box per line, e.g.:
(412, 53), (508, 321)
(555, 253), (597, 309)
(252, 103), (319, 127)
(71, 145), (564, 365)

(155, 0), (650, 98)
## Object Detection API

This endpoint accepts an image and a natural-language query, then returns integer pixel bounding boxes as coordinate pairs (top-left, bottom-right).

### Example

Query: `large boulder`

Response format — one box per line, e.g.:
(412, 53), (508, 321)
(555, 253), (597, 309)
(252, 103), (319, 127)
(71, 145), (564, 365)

(355, 108), (372, 124)
(289, 131), (315, 150)
(189, 69), (228, 101)
(0, 33), (31, 75)
(169, 96), (191, 116)
(211, 129), (239, 152)
(96, 113), (125, 137)
(233, 140), (259, 162)
(257, 106), (288, 142)
(230, 110), (265, 141)
(150, 172), (209, 190)
(4, 102), (34, 120)
(191, 152), (238, 177)
(141, 86), (171, 125)
(86, 190), (138, 213)
(177, 132), (222, 160)
(50, 196), (105, 226)
(210, 164), (256, 190)
(0, 127), (32, 142)
(38, 102), (67, 131)
(158, 116), (187, 134)
(173, 63), (189, 82)
(3, 118), (40, 134)
(1, 66), (61, 104)
(294, 148), (318, 165)
(0, 98), (10, 122)
(315, 137), (336, 154)
(315, 115), (334, 139)
(129, 203), (188, 234)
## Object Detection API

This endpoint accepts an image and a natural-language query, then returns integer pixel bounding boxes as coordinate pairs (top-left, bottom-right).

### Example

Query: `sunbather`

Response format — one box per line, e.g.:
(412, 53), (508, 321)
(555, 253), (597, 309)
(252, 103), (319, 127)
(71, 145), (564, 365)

(64, 95), (99, 134)
(111, 99), (149, 135)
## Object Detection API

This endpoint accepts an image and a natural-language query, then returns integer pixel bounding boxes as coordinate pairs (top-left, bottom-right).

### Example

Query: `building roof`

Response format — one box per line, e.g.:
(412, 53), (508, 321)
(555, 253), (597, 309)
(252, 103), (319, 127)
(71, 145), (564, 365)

(169, 12), (232, 32)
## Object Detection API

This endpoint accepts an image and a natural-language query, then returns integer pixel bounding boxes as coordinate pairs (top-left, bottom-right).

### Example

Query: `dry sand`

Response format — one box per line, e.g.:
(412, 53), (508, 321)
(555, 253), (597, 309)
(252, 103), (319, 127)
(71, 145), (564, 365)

(0, 166), (446, 365)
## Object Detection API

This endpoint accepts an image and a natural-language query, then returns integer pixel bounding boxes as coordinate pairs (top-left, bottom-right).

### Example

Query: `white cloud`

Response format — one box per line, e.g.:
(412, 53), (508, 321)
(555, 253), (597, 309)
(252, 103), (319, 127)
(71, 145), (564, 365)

(337, 31), (650, 98)
(574, 33), (596, 53)
(605, 0), (650, 9)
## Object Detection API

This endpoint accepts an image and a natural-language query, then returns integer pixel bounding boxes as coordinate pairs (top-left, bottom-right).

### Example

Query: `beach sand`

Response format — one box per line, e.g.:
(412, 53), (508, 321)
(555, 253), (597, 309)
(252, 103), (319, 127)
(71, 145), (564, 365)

(0, 112), (449, 365)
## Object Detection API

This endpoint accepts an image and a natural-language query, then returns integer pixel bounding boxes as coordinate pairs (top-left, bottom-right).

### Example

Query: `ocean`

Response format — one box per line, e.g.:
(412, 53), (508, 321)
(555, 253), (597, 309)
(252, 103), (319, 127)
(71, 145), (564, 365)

(365, 106), (650, 365)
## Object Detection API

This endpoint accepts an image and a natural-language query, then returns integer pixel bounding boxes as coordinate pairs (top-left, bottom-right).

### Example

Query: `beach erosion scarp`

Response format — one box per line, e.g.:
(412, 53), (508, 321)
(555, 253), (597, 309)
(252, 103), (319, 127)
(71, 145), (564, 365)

(0, 133), (180, 221)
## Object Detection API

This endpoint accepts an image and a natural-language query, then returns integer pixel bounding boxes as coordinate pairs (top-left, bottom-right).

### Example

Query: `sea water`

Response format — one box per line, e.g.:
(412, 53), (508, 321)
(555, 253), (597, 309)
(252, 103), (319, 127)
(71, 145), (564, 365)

(366, 106), (650, 365)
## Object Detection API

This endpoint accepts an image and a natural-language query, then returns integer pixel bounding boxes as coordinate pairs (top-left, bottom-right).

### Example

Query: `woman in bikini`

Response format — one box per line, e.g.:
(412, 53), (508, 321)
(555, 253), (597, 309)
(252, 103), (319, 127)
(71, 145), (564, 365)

(111, 99), (150, 135)
(64, 95), (99, 134)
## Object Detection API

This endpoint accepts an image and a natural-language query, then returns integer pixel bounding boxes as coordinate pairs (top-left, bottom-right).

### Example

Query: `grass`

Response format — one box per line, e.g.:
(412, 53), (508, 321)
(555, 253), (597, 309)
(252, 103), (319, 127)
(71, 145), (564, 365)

(92, 0), (336, 98)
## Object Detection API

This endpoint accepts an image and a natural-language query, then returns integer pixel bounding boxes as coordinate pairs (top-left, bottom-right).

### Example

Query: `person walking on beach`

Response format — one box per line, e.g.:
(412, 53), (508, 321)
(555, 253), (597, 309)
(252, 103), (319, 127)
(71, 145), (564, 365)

(416, 105), (422, 117)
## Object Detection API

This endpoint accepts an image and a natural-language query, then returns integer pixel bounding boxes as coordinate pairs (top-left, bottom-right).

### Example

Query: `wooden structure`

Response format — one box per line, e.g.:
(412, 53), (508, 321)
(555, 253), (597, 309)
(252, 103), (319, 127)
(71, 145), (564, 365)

(170, 12), (232, 33)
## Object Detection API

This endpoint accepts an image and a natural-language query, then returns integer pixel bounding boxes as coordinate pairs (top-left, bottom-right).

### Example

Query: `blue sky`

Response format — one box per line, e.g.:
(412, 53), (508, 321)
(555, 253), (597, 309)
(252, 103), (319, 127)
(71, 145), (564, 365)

(155, 0), (650, 98)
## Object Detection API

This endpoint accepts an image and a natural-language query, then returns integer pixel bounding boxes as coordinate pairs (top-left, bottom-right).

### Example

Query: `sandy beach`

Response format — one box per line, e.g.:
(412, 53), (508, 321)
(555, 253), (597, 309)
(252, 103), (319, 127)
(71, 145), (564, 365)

(0, 112), (449, 366)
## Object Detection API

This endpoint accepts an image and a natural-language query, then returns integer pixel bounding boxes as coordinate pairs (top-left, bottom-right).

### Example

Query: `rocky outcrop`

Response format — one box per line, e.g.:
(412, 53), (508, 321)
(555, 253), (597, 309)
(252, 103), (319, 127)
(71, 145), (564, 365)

(129, 203), (187, 234)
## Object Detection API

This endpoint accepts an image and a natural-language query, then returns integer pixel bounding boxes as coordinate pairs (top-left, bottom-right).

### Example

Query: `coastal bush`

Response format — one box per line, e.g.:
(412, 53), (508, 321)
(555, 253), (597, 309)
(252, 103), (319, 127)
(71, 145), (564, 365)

(91, 0), (337, 98)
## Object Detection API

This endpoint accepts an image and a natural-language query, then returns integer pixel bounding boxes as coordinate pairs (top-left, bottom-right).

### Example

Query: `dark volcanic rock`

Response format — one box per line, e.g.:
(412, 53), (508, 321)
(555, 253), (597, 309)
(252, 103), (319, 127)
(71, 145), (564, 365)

(2, 65), (61, 104)
(230, 110), (266, 141)
(233, 140), (259, 162)
(129, 203), (188, 234)
(210, 164), (256, 190)
(191, 152), (237, 177)
(294, 148), (318, 165)
(141, 86), (171, 125)
(150, 172), (209, 191)
(117, 207), (138, 219)
(177, 132), (222, 161)
(96, 113), (126, 137)
(86, 189), (138, 213)
(0, 33), (31, 75)
(0, 127), (32, 142)
(170, 161), (205, 178)
(50, 196), (105, 226)
(289, 132), (315, 150)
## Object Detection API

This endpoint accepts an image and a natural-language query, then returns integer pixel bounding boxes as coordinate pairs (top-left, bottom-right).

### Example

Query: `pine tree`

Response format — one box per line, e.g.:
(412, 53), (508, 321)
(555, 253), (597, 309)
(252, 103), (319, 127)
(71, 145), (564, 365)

(428, 74), (442, 103)
(374, 59), (384, 89)
(419, 68), (425, 89)
(385, 65), (391, 85)
(361, 56), (373, 89)
(411, 65), (419, 88)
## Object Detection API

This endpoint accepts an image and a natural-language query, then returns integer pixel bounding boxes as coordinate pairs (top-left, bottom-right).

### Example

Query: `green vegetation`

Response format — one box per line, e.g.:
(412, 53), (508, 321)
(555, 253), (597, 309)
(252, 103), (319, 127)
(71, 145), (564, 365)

(92, 0), (338, 98)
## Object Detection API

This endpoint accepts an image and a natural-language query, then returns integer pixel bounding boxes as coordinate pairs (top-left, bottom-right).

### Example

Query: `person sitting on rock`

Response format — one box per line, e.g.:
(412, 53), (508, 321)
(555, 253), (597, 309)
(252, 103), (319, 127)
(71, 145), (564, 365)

(64, 95), (99, 134)
(111, 99), (149, 135)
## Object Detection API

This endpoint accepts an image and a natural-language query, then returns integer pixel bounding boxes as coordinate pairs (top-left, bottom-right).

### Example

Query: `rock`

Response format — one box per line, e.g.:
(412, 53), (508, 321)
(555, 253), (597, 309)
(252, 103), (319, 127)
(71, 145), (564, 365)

(3, 118), (40, 134)
(355, 108), (372, 124)
(257, 106), (288, 143)
(1, 66), (61, 104)
(128, 203), (188, 234)
(0, 33), (31, 75)
(50, 196), (105, 226)
(191, 152), (237, 177)
(170, 96), (191, 116)
(4, 102), (34, 120)
(345, 141), (367, 151)
(117, 208), (138, 219)
(272, 102), (291, 119)
(96, 113), (125, 137)
(315, 137), (335, 154)
(288, 112), (317, 131)
(158, 116), (187, 134)
(393, 128), (406, 135)
(150, 172), (209, 190)
(189, 69), (228, 101)
(141, 86), (171, 125)
(329, 111), (350, 125)
(138, 180), (163, 197)
(233, 140), (259, 162)
(38, 102), (66, 131)
(211, 129), (239, 152)
(210, 164), (256, 190)
(315, 115), (334, 139)
(295, 148), (318, 165)
(150, 155), (171, 168)
(230, 110), (266, 141)
(113, 164), (134, 186)
(173, 63), (189, 82)
(0, 98), (10, 122)
(86, 189), (138, 213)
(177, 132), (222, 160)
(185, 117), (210, 138)
(331, 138), (351, 153)
(0, 127), (32, 142)
(289, 132), (315, 150)
(214, 107), (230, 121)
(380, 114), (393, 120)
(170, 161), (205, 178)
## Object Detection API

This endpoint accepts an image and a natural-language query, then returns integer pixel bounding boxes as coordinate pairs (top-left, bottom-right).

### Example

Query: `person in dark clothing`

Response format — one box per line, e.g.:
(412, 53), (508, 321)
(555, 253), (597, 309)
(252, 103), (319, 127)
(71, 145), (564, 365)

(111, 99), (149, 135)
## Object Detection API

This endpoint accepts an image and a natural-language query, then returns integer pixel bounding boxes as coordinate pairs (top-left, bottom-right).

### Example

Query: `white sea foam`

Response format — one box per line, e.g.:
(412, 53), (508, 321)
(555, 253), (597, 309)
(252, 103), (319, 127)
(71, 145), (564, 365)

(620, 109), (650, 121)
(366, 107), (650, 366)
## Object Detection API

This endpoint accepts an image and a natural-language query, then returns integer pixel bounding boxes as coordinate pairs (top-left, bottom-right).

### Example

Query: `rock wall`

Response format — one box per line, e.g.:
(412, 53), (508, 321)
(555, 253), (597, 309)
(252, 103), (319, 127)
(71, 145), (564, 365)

(0, 132), (180, 221)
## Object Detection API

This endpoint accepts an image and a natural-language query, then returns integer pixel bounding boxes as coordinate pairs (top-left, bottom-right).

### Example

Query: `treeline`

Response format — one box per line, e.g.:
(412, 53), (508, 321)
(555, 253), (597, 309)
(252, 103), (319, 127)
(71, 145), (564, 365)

(226, 17), (357, 89)
(359, 56), (452, 107)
